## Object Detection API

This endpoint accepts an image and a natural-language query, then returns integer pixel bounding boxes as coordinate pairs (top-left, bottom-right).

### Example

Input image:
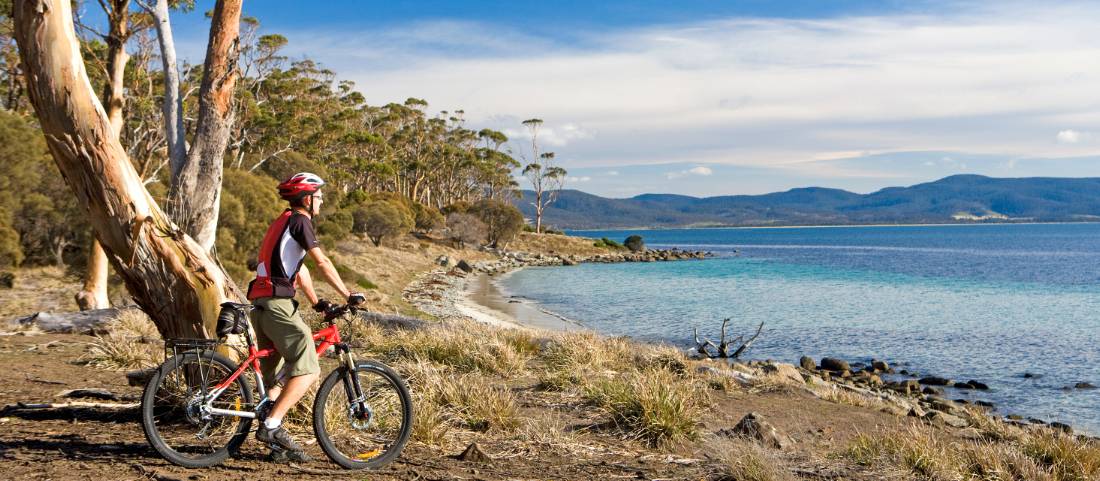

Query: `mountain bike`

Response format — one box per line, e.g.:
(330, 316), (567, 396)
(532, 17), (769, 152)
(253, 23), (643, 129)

(140, 302), (413, 469)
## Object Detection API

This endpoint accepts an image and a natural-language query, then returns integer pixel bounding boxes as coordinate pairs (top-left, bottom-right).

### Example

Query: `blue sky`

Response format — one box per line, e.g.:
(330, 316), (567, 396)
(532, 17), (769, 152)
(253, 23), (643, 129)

(81, 0), (1100, 197)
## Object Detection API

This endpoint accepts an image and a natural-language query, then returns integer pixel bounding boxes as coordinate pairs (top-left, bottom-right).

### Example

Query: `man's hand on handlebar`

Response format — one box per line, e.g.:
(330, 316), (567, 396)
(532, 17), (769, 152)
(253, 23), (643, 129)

(312, 299), (334, 313)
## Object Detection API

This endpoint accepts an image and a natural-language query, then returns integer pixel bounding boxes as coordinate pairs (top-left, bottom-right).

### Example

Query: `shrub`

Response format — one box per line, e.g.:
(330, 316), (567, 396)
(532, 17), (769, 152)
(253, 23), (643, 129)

(352, 199), (414, 246)
(593, 237), (625, 249)
(624, 235), (645, 252)
(441, 201), (472, 215)
(411, 203), (444, 233)
(445, 213), (486, 248)
(470, 199), (524, 248)
(216, 169), (284, 282)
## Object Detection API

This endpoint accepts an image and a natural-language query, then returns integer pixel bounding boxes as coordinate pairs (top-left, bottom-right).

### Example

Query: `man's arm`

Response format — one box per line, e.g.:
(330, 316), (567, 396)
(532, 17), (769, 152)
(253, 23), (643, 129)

(306, 247), (351, 300)
(296, 264), (319, 306)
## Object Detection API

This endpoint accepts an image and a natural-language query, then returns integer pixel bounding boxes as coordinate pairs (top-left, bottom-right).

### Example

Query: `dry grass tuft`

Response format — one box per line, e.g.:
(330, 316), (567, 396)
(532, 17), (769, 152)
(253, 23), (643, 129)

(515, 412), (584, 454)
(81, 309), (161, 370)
(583, 368), (705, 446)
(399, 357), (520, 441)
(844, 423), (1100, 481)
(708, 437), (796, 481)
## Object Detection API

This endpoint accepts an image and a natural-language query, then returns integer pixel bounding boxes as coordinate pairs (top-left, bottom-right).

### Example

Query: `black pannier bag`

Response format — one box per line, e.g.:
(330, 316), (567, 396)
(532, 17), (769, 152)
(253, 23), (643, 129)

(216, 302), (248, 337)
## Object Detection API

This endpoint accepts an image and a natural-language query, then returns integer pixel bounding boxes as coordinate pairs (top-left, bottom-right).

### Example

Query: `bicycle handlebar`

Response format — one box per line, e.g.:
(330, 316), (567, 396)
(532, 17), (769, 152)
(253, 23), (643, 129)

(322, 303), (363, 323)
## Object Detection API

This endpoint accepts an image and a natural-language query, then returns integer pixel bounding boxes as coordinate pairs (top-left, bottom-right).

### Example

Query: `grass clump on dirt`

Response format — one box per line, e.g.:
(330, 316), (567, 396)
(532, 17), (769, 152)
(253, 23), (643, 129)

(844, 423), (1100, 481)
(708, 437), (795, 481)
(583, 368), (705, 446)
(81, 309), (161, 370)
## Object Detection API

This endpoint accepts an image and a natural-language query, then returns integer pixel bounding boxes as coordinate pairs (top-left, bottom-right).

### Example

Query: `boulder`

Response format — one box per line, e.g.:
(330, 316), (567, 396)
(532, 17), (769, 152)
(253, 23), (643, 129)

(924, 410), (970, 428)
(0, 271), (13, 289)
(1074, 382), (1097, 390)
(456, 260), (474, 273)
(799, 356), (816, 371)
(1050, 422), (1073, 434)
(968, 380), (990, 390)
(456, 443), (492, 463)
(820, 357), (850, 372)
(871, 360), (890, 372)
(927, 397), (961, 415)
(719, 412), (792, 450)
(1022, 372), (1042, 379)
(908, 406), (927, 418)
(761, 363), (804, 385)
(562, 257), (578, 266)
(918, 376), (953, 386)
(954, 382), (974, 390)
(922, 386), (945, 396)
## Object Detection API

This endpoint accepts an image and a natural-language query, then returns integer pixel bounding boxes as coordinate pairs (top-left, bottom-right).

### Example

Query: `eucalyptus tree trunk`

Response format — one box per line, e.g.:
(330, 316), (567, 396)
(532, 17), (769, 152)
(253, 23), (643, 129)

(167, 0), (241, 252)
(141, 0), (186, 174)
(76, 0), (130, 311)
(13, 0), (235, 338)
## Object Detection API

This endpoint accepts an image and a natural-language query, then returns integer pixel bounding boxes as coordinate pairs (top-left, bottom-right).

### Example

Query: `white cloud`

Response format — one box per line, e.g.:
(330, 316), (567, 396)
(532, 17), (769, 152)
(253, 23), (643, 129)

(271, 2), (1100, 188)
(666, 165), (715, 179)
(566, 176), (592, 182)
(1057, 129), (1083, 144)
(606, 170), (620, 176)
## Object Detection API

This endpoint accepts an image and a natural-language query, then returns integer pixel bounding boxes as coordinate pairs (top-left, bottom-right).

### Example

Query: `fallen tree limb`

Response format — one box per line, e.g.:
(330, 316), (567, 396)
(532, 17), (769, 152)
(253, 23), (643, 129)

(3, 401), (138, 411)
(693, 319), (765, 359)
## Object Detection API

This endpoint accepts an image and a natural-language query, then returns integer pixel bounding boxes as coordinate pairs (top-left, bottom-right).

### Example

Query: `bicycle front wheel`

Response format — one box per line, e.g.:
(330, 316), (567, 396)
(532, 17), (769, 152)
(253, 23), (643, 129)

(313, 360), (413, 469)
(141, 350), (254, 468)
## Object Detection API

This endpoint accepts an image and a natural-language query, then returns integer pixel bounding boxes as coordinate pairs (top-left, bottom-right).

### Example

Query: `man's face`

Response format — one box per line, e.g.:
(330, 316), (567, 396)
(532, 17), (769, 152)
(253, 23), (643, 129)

(310, 192), (324, 216)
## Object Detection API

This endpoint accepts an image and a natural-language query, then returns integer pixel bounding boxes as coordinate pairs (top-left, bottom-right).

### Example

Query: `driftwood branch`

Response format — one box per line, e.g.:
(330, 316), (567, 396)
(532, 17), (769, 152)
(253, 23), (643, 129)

(693, 319), (764, 359)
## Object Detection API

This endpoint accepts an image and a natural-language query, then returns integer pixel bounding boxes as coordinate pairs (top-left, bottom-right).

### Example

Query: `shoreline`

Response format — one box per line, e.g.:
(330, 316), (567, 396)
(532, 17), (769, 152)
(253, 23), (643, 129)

(567, 220), (1100, 232)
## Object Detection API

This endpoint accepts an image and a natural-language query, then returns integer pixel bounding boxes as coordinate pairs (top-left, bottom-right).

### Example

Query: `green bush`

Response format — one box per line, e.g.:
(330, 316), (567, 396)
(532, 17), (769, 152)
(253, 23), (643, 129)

(352, 199), (414, 246)
(594, 237), (624, 249)
(441, 201), (472, 216)
(216, 169), (284, 283)
(470, 199), (524, 248)
(624, 235), (645, 252)
(445, 213), (487, 248)
(411, 203), (444, 233)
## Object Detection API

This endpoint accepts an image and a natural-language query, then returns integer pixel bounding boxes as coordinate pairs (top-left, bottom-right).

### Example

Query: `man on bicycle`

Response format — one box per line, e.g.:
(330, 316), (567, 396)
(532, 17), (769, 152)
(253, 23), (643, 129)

(246, 172), (365, 462)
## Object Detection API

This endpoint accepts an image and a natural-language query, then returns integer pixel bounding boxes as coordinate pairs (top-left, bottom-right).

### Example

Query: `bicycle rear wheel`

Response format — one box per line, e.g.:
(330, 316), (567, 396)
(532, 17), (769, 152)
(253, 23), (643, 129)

(141, 350), (254, 468)
(313, 360), (413, 469)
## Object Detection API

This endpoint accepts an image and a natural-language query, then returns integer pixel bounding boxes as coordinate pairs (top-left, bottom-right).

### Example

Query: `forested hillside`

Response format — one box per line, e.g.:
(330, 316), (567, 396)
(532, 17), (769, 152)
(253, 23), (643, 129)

(515, 175), (1100, 228)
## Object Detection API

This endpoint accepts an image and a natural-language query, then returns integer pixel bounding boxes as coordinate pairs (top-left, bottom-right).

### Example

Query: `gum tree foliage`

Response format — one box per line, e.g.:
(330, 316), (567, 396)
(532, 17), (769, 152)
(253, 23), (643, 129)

(353, 199), (414, 247)
(624, 235), (645, 252)
(470, 199), (524, 248)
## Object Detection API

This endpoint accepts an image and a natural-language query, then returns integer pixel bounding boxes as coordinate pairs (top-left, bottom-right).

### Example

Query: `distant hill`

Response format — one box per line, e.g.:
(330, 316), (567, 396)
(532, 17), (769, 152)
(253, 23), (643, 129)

(513, 175), (1100, 229)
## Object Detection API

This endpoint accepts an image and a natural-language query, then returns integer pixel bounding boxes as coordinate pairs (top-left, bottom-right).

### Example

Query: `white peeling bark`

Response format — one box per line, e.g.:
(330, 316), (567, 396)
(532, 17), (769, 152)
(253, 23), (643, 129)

(14, 0), (237, 338)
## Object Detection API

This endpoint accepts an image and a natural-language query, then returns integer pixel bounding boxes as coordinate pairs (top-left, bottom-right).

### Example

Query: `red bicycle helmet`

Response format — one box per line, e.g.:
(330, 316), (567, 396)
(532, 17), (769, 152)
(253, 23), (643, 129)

(277, 172), (325, 201)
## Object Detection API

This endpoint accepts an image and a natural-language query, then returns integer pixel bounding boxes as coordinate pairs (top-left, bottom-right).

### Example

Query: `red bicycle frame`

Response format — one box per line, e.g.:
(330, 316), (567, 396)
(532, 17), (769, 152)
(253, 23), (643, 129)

(204, 322), (343, 420)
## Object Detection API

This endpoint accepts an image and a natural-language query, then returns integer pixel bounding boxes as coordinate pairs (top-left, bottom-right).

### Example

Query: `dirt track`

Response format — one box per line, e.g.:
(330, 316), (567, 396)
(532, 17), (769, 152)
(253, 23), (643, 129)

(0, 332), (919, 480)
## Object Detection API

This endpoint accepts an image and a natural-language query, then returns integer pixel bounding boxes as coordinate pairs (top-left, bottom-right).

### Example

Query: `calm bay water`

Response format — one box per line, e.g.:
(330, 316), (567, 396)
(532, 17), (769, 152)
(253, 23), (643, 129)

(500, 224), (1100, 433)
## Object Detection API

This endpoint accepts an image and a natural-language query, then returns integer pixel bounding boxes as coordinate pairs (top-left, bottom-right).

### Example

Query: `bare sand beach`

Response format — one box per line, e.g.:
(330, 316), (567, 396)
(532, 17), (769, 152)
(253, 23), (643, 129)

(459, 270), (583, 331)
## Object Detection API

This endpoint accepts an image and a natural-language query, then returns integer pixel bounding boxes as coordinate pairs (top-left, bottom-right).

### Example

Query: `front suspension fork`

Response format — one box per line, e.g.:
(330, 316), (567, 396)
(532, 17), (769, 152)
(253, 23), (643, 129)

(337, 344), (372, 425)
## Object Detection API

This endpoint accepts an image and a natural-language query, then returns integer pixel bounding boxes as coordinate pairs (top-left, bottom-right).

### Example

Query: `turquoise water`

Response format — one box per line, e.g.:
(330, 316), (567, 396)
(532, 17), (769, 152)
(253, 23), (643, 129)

(501, 224), (1100, 433)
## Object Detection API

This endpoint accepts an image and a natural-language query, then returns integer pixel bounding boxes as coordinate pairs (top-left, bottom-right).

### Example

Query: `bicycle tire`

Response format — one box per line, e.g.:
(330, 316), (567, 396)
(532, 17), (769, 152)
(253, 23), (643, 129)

(141, 350), (254, 468)
(313, 360), (413, 469)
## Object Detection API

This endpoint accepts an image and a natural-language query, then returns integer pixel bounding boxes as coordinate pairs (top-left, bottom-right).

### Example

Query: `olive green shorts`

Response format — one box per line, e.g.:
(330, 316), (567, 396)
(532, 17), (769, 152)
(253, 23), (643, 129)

(250, 297), (320, 389)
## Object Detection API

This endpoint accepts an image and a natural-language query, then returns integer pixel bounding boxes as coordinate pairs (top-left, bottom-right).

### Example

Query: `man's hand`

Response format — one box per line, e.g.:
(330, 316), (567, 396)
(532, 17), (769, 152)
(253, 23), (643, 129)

(347, 293), (366, 306)
(312, 299), (333, 313)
